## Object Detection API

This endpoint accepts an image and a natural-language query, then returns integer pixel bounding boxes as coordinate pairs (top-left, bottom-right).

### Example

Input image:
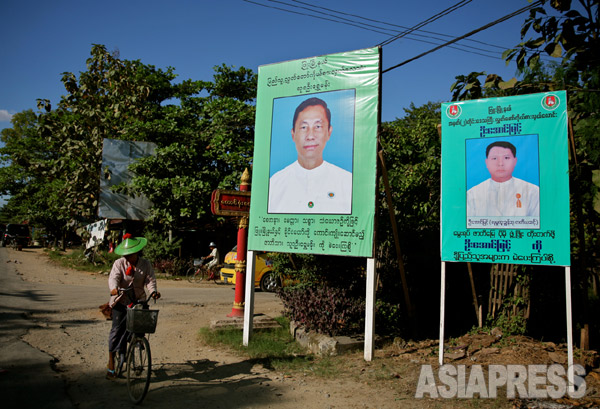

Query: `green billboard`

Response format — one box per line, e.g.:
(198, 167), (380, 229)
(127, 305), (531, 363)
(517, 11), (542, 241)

(441, 91), (570, 266)
(248, 47), (380, 257)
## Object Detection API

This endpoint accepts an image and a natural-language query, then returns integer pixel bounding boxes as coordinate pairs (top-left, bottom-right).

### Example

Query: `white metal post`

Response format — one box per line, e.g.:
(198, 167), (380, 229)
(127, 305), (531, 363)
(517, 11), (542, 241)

(439, 261), (446, 366)
(243, 250), (256, 346)
(565, 266), (574, 394)
(364, 258), (376, 361)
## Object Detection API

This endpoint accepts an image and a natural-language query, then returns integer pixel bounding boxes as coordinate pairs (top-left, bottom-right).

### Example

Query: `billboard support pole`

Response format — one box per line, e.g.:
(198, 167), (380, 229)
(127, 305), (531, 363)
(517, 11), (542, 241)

(243, 250), (256, 346)
(439, 261), (446, 365)
(364, 257), (377, 361)
(565, 266), (575, 393)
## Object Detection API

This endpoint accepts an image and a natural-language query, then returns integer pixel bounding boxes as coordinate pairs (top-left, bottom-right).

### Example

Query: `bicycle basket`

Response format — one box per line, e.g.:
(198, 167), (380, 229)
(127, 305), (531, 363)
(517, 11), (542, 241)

(126, 308), (159, 334)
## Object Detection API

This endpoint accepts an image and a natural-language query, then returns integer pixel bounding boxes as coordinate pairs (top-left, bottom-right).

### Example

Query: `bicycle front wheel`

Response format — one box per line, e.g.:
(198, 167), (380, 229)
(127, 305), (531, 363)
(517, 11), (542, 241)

(186, 267), (200, 283)
(127, 336), (151, 405)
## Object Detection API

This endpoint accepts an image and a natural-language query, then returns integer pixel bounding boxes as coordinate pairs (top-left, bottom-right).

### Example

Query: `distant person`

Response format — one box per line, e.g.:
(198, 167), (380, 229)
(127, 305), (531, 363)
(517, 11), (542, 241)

(203, 242), (219, 269)
(106, 234), (160, 380)
(268, 97), (352, 214)
(467, 141), (539, 217)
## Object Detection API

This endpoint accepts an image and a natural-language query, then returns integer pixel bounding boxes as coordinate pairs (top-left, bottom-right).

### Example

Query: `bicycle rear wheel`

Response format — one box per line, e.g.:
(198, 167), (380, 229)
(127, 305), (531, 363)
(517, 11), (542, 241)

(186, 267), (201, 283)
(127, 336), (151, 404)
(209, 268), (223, 284)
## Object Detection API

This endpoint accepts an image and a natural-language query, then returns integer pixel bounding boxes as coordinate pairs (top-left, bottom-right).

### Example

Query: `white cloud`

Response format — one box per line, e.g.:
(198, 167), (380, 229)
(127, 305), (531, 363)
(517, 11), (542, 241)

(0, 110), (13, 122)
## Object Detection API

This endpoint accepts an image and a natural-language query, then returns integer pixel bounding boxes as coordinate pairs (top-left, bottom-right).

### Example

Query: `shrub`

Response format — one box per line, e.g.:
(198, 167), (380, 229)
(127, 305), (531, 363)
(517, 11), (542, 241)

(153, 258), (188, 276)
(374, 300), (405, 336)
(278, 285), (364, 336)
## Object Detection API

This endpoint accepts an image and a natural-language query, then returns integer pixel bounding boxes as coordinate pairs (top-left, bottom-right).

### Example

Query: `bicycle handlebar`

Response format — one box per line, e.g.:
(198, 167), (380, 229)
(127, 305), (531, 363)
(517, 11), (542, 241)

(116, 287), (160, 305)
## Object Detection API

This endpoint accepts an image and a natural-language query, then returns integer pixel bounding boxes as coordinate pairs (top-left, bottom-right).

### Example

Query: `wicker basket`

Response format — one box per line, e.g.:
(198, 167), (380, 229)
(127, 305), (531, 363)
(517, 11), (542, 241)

(126, 308), (159, 334)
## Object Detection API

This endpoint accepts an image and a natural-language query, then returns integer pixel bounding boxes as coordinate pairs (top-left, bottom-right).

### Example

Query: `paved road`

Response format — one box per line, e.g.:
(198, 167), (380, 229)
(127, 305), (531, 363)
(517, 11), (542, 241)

(0, 247), (278, 408)
(0, 247), (75, 408)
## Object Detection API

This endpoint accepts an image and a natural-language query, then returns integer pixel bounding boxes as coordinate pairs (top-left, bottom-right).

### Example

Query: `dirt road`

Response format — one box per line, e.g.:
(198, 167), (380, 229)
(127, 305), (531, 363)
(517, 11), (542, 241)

(1, 247), (420, 409)
(4, 246), (592, 408)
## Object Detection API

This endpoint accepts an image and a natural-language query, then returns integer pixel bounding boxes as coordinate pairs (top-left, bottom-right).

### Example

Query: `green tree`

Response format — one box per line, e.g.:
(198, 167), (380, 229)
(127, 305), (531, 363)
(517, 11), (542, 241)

(123, 64), (257, 230)
(0, 110), (68, 238)
(378, 102), (442, 329)
(34, 44), (182, 226)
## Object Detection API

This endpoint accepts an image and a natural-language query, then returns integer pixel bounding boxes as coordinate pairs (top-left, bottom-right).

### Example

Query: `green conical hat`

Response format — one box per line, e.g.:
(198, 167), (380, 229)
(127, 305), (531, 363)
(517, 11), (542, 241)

(114, 235), (147, 256)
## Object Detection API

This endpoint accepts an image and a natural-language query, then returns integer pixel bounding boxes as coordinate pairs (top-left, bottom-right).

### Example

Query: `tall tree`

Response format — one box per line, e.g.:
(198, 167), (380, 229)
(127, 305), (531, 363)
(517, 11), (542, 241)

(0, 110), (58, 226)
(123, 64), (257, 230)
(35, 44), (182, 224)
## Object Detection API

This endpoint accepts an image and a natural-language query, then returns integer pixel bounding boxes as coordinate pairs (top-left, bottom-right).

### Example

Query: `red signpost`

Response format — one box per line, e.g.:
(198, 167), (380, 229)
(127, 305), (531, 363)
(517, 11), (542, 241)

(210, 169), (251, 318)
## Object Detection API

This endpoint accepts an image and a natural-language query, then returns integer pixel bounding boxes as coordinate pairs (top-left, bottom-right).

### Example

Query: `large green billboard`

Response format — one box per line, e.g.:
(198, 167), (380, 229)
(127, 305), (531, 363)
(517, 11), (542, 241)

(441, 91), (570, 266)
(248, 47), (380, 257)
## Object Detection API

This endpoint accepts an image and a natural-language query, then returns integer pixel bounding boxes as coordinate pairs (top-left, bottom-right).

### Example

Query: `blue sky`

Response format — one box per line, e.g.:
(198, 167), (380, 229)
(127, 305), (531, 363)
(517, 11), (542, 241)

(0, 0), (555, 132)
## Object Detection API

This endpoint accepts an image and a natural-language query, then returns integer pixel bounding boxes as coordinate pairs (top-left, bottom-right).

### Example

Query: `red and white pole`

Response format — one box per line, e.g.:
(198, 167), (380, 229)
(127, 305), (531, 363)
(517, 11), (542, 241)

(227, 169), (251, 318)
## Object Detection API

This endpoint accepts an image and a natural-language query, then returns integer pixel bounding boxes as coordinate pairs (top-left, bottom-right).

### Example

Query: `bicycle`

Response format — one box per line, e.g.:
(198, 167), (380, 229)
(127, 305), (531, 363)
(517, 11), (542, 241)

(115, 288), (159, 405)
(186, 259), (223, 284)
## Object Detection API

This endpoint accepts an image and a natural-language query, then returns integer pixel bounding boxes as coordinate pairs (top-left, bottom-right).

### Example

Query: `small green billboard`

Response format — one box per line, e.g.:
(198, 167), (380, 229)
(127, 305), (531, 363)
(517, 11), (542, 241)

(441, 91), (570, 266)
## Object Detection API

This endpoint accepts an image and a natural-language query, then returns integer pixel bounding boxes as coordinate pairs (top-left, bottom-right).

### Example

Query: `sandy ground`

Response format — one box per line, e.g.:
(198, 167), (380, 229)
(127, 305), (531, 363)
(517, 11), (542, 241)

(5, 247), (600, 408)
(5, 247), (417, 409)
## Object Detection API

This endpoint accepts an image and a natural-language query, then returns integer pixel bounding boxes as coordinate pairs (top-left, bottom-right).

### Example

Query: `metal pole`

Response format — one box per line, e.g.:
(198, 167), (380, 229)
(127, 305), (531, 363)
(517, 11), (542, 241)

(243, 250), (256, 346)
(439, 261), (446, 365)
(364, 257), (376, 361)
(565, 266), (574, 394)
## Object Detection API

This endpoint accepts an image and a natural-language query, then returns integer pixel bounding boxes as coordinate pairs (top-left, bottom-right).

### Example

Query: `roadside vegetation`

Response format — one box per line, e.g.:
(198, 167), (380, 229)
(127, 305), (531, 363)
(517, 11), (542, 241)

(46, 248), (119, 273)
(198, 317), (315, 372)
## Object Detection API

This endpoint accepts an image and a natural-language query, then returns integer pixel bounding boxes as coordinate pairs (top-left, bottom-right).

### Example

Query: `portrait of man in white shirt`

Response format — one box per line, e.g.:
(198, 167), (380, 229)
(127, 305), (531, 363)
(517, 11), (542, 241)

(467, 140), (540, 218)
(268, 94), (354, 214)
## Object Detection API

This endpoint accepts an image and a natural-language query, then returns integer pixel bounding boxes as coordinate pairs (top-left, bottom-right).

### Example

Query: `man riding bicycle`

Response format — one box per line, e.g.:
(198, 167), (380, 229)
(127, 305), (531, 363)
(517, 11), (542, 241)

(203, 242), (220, 270)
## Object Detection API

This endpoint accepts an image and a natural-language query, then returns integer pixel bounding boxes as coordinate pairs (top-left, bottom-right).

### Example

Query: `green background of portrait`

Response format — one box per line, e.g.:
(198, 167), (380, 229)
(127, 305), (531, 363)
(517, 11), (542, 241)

(441, 91), (570, 266)
(248, 47), (380, 257)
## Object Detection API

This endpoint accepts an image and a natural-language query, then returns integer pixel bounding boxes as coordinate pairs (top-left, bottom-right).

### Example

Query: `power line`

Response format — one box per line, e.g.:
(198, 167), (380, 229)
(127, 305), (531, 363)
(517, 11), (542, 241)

(242, 0), (553, 65)
(242, 0), (525, 61)
(378, 0), (473, 46)
(403, 35), (506, 61)
(241, 0), (393, 36)
(289, 0), (508, 51)
(382, 0), (544, 73)
(274, 0), (502, 56)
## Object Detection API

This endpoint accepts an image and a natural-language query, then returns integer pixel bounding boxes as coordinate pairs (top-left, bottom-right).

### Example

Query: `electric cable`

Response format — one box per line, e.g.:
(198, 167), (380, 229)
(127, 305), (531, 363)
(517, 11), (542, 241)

(242, 0), (552, 66)
(382, 0), (544, 73)
(378, 0), (473, 46)
(242, 0), (534, 61)
(289, 0), (508, 51)
(242, 0), (393, 36)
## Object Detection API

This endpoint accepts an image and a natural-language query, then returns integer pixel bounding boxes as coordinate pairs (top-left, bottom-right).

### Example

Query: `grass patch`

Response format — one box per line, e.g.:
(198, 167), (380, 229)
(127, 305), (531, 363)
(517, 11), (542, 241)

(198, 316), (346, 376)
(46, 248), (118, 273)
(199, 316), (304, 359)
(154, 273), (188, 281)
